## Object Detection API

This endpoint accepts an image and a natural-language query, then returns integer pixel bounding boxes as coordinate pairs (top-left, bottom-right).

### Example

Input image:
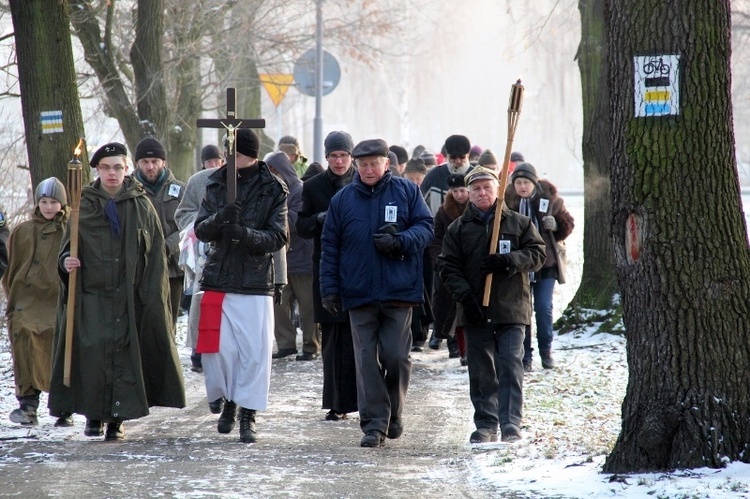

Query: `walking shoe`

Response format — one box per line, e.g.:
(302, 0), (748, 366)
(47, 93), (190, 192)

(208, 397), (224, 414)
(238, 408), (257, 443)
(448, 344), (460, 359)
(540, 353), (555, 369)
(523, 360), (533, 373)
(54, 413), (74, 427)
(190, 352), (203, 373)
(428, 336), (442, 350)
(460, 356), (468, 367)
(360, 430), (385, 448)
(411, 345), (423, 352)
(272, 348), (298, 359)
(386, 418), (403, 439)
(217, 400), (237, 434)
(295, 351), (319, 361)
(469, 428), (498, 444)
(325, 410), (346, 421)
(501, 423), (522, 443)
(9, 406), (38, 426)
(105, 422), (125, 441)
(84, 419), (104, 437)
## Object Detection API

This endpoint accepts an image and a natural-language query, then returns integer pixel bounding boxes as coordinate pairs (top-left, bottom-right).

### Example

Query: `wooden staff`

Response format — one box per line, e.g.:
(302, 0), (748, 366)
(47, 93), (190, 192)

(483, 80), (525, 306)
(63, 139), (84, 387)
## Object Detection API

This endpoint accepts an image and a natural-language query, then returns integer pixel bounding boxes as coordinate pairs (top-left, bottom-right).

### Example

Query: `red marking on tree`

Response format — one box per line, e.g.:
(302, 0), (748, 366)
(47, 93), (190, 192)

(626, 214), (640, 264)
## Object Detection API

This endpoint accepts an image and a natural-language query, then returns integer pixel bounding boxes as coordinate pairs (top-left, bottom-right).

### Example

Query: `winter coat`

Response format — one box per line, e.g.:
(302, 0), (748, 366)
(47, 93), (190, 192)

(0, 211), (8, 279)
(2, 207), (69, 393)
(195, 162), (288, 295)
(296, 167), (355, 322)
(429, 192), (468, 338)
(320, 170), (434, 311)
(420, 163), (473, 215)
(48, 176), (186, 420)
(266, 152), (313, 275)
(437, 203), (546, 326)
(504, 179), (574, 281)
(136, 169), (185, 279)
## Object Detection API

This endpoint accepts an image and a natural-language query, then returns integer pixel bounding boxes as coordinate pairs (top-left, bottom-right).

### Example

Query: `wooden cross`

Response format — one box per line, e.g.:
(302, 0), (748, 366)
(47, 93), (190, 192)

(197, 88), (266, 203)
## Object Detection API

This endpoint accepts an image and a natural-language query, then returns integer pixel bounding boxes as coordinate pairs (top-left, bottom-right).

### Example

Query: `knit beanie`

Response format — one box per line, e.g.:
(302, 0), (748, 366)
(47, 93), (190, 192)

(511, 151), (525, 163)
(324, 131), (354, 156)
(511, 162), (538, 184)
(404, 158), (427, 175)
(201, 144), (223, 162)
(389, 145), (409, 165)
(134, 137), (167, 162)
(235, 129), (260, 158)
(419, 150), (437, 166)
(35, 177), (67, 206)
(478, 149), (498, 167)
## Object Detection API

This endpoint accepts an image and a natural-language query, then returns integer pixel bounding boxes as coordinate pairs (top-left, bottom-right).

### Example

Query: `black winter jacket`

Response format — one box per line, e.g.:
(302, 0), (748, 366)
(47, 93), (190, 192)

(195, 162), (288, 295)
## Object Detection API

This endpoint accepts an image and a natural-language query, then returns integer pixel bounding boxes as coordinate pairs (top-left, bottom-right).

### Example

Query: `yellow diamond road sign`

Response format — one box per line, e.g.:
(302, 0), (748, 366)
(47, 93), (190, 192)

(259, 74), (294, 107)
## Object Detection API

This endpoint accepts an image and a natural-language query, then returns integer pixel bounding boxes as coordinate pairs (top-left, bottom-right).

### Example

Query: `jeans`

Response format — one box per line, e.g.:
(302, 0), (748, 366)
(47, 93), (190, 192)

(523, 277), (555, 362)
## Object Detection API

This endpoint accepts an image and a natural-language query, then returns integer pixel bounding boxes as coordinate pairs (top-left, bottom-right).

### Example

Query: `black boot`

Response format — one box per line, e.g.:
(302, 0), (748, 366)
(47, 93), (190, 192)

(9, 395), (39, 426)
(238, 408), (257, 443)
(217, 400), (237, 434)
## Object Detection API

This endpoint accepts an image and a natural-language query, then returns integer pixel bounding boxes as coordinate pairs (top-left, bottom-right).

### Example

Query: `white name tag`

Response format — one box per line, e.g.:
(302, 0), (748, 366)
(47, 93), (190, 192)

(539, 198), (549, 213)
(169, 184), (181, 198)
(385, 205), (398, 223)
(499, 240), (511, 254)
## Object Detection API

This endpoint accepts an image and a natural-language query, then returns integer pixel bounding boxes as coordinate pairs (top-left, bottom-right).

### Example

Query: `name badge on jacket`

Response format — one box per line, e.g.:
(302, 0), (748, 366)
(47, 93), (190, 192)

(169, 184), (181, 198)
(385, 205), (397, 223)
(539, 198), (549, 213)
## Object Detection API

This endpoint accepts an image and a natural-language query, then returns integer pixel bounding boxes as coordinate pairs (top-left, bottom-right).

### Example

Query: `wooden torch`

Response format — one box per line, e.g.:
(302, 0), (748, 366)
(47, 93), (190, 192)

(63, 138), (84, 387)
(482, 80), (525, 306)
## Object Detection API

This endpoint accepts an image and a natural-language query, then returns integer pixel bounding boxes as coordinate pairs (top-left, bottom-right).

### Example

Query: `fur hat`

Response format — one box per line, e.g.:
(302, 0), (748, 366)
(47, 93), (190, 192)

(279, 135), (299, 147)
(201, 144), (222, 162)
(389, 145), (409, 165)
(90, 142), (128, 168)
(324, 131), (354, 156)
(352, 139), (389, 159)
(511, 162), (538, 184)
(35, 177), (67, 206)
(404, 158), (427, 175)
(447, 173), (466, 189)
(465, 166), (499, 185)
(235, 129), (260, 158)
(478, 149), (498, 167)
(444, 135), (471, 157)
(134, 137), (167, 162)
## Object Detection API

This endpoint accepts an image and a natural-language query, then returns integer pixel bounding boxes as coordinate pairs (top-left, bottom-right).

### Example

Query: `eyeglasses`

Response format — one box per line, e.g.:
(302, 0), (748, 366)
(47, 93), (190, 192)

(98, 165), (125, 172)
(449, 154), (467, 160)
(327, 153), (350, 161)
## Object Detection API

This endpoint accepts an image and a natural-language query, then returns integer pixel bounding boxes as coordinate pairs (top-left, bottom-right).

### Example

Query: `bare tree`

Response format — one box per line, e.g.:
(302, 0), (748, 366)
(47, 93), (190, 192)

(603, 0), (750, 471)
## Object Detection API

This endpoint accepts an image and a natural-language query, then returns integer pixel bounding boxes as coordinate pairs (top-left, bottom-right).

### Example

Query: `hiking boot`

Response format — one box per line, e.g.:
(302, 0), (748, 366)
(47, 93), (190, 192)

(84, 419), (104, 437)
(360, 430), (385, 448)
(325, 410), (346, 421)
(295, 351), (319, 361)
(501, 423), (522, 443)
(238, 408), (257, 443)
(272, 348), (298, 359)
(217, 400), (237, 434)
(9, 406), (38, 426)
(469, 428), (498, 444)
(386, 418), (403, 439)
(540, 353), (555, 369)
(208, 397), (224, 415)
(428, 336), (442, 350)
(447, 339), (460, 359)
(105, 422), (125, 441)
(54, 413), (74, 427)
(523, 360), (533, 373)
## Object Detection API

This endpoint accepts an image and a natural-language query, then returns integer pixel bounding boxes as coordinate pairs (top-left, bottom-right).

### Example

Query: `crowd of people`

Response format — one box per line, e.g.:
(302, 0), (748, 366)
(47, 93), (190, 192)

(0, 130), (574, 448)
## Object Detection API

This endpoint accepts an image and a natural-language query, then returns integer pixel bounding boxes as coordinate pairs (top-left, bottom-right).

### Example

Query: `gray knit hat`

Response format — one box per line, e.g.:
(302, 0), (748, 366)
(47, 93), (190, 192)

(35, 177), (68, 206)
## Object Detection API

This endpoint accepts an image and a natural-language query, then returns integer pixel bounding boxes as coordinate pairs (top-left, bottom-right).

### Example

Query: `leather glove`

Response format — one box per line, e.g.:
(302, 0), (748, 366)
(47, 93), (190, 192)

(322, 294), (342, 316)
(274, 284), (284, 305)
(316, 211), (327, 226)
(480, 253), (514, 275)
(373, 233), (402, 259)
(222, 224), (246, 244)
(542, 215), (557, 231)
(461, 294), (485, 325)
(218, 203), (240, 225)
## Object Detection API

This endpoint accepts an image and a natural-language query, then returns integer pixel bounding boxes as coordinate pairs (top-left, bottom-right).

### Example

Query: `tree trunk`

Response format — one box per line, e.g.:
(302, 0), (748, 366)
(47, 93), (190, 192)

(604, 0), (750, 472)
(10, 0), (89, 188)
(573, 0), (618, 310)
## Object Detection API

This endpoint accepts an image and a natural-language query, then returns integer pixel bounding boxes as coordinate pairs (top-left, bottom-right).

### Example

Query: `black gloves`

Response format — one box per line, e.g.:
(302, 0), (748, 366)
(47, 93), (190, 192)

(218, 203), (240, 225)
(322, 294), (342, 316)
(480, 253), (513, 275)
(222, 224), (246, 244)
(461, 294), (485, 325)
(274, 284), (284, 305)
(373, 233), (402, 259)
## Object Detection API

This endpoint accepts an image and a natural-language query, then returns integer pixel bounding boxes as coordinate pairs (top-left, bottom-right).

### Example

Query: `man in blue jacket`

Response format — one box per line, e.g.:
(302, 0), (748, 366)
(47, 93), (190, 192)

(320, 139), (434, 448)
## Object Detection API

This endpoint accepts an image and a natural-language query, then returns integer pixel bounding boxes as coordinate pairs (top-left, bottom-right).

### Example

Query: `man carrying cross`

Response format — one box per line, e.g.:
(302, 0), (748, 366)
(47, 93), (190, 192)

(194, 127), (288, 444)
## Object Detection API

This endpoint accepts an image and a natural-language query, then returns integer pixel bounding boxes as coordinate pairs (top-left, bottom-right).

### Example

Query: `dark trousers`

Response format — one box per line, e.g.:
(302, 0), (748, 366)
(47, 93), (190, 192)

(466, 324), (525, 430)
(349, 306), (412, 434)
(321, 321), (358, 414)
(169, 277), (183, 326)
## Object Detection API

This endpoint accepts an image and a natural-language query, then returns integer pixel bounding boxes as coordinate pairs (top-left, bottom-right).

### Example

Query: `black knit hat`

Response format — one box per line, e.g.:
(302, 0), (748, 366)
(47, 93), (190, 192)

(444, 135), (471, 157)
(324, 131), (354, 156)
(511, 151), (525, 162)
(389, 145), (408, 164)
(134, 137), (167, 162)
(511, 162), (538, 184)
(404, 158), (427, 175)
(201, 144), (223, 162)
(235, 128), (260, 158)
(447, 173), (466, 189)
(90, 142), (128, 168)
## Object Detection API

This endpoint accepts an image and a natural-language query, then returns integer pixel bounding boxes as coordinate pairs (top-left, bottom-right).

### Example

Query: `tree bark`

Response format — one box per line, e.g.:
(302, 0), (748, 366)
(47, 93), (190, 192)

(604, 0), (750, 472)
(10, 0), (89, 187)
(573, 0), (618, 310)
